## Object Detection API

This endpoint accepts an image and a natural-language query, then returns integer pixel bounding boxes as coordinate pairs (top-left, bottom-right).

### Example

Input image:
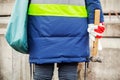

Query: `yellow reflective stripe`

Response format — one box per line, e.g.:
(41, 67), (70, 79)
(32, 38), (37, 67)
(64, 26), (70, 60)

(28, 4), (88, 17)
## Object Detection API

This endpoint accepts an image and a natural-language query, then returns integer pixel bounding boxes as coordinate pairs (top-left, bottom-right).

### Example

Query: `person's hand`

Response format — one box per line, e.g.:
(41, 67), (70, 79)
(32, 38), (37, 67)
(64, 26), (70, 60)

(87, 23), (105, 50)
(87, 23), (105, 41)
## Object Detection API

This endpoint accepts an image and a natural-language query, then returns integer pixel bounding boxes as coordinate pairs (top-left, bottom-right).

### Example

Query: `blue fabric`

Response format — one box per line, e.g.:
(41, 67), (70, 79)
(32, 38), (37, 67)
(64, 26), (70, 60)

(34, 63), (54, 80)
(5, 0), (29, 53)
(58, 63), (78, 80)
(27, 16), (90, 64)
(85, 0), (104, 23)
(34, 63), (78, 80)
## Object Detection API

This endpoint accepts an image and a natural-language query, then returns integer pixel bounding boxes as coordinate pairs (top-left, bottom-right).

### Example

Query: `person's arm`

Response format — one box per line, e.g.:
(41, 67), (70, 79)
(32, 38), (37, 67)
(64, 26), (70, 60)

(85, 0), (104, 24)
(85, 0), (105, 41)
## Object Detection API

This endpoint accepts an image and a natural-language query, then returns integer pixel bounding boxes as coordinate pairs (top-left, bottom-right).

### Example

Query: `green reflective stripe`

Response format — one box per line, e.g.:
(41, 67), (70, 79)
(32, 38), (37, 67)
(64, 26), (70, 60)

(28, 4), (88, 17)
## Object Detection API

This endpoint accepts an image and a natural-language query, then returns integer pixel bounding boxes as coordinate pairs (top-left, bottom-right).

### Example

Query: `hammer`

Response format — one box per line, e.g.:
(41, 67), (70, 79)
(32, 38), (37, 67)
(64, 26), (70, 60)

(90, 10), (102, 63)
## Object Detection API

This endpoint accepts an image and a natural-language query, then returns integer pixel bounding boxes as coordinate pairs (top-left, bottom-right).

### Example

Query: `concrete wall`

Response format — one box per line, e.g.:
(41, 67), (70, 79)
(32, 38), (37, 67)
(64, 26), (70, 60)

(101, 0), (120, 12)
(0, 0), (120, 80)
(0, 0), (14, 15)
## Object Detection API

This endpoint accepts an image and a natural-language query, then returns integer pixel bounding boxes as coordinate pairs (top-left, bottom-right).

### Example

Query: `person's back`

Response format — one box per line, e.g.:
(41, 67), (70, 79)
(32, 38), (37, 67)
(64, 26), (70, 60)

(27, 0), (105, 80)
(28, 0), (89, 64)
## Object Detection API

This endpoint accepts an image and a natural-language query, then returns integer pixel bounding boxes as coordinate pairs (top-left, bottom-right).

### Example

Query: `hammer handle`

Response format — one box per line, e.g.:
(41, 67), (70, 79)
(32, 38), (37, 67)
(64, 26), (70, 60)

(92, 10), (100, 57)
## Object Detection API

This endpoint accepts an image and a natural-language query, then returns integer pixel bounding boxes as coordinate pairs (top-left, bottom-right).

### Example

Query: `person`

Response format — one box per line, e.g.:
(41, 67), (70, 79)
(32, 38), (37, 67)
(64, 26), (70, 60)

(27, 0), (105, 80)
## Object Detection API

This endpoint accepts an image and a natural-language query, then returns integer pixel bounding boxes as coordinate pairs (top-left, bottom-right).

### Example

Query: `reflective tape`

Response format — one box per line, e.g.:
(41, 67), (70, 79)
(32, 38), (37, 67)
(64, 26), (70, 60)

(31, 0), (85, 6)
(28, 4), (88, 17)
